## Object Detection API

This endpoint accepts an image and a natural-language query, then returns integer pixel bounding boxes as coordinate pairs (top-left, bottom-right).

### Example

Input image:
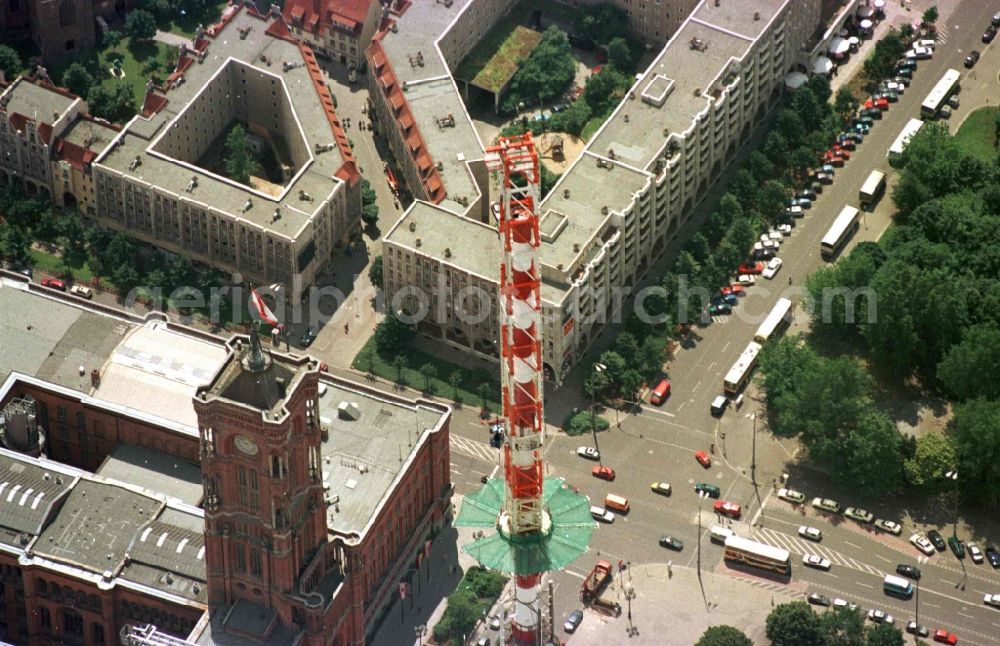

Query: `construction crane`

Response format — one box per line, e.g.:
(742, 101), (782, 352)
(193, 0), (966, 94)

(455, 134), (594, 645)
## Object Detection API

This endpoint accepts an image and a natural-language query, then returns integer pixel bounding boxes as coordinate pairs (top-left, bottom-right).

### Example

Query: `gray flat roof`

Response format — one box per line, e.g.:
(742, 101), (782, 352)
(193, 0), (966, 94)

(96, 9), (346, 239)
(0, 280), (132, 390)
(317, 378), (447, 538)
(59, 117), (119, 150)
(692, 0), (787, 40)
(0, 452), (74, 540)
(34, 477), (162, 573)
(404, 78), (483, 212)
(97, 443), (203, 506)
(1, 78), (76, 126)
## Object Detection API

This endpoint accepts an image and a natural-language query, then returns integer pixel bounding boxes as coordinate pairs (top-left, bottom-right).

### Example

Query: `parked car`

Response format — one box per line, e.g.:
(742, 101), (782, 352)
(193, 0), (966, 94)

(659, 536), (684, 551)
(993, 11), (1000, 27)
(968, 543), (984, 564)
(299, 326), (317, 346)
(590, 506), (614, 523)
(799, 526), (823, 541)
(905, 46), (932, 59)
(845, 507), (874, 524)
(948, 536), (966, 559)
(708, 303), (733, 316)
(874, 519), (902, 535)
(650, 482), (672, 496)
(985, 544), (1000, 568)
(808, 593), (831, 607)
(939, 105), (952, 119)
(489, 615), (501, 630)
(878, 91), (899, 103)
(40, 277), (66, 291)
(738, 262), (764, 275)
(785, 205), (804, 218)
(907, 621), (930, 638)
(694, 482), (721, 498)
(797, 188), (817, 200)
(964, 50), (981, 68)
(592, 465), (615, 481)
(927, 529), (946, 551)
(811, 498), (841, 514)
(910, 533), (936, 556)
(650, 379), (671, 405)
(714, 293), (738, 307)
(817, 172), (833, 185)
(983, 25), (997, 43)
(475, 637), (490, 646)
(694, 450), (712, 468)
(803, 554), (832, 571)
(868, 609), (894, 625)
(984, 593), (1000, 608)
(762, 257), (783, 279)
(947, 95), (960, 109)
(777, 223), (793, 236)
(735, 274), (756, 286)
(833, 598), (858, 611)
(777, 488), (806, 504)
(564, 609), (584, 633)
(714, 500), (741, 519)
(577, 446), (600, 460)
(69, 284), (93, 299)
(721, 284), (745, 297)
(896, 564), (921, 580)
(933, 628), (958, 644)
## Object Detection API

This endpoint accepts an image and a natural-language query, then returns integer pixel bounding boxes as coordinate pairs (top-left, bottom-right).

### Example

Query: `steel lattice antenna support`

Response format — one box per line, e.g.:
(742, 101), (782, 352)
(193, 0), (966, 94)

(486, 134), (545, 645)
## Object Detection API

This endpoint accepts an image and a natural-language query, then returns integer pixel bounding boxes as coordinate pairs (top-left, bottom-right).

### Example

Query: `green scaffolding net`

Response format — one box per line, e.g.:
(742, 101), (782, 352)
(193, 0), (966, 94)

(454, 476), (596, 576)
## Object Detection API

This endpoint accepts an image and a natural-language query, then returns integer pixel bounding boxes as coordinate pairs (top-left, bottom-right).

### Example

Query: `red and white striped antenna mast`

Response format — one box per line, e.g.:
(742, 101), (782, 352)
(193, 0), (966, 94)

(486, 133), (546, 644)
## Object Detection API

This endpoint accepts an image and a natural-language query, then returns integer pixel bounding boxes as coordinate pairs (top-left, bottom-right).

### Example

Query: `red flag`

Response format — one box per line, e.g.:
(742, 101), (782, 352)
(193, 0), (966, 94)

(398, 582), (408, 599)
(250, 288), (279, 326)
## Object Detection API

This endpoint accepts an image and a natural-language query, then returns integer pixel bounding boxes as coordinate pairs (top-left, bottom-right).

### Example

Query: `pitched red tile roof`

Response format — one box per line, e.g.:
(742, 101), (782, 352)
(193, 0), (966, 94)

(283, 0), (373, 37)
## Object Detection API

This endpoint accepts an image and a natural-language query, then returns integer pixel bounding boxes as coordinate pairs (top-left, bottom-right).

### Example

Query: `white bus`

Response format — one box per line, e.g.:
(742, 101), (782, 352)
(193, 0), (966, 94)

(754, 298), (793, 344)
(820, 206), (860, 259)
(921, 68), (960, 118)
(888, 118), (924, 157)
(859, 170), (886, 208)
(723, 341), (762, 394)
(724, 535), (791, 575)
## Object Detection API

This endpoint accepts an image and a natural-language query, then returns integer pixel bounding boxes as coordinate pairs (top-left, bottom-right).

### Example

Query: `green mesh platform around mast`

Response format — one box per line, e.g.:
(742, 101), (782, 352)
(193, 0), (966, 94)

(454, 476), (596, 575)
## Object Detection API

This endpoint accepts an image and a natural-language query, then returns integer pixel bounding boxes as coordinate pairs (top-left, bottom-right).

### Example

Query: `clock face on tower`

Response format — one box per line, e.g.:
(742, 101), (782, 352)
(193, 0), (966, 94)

(234, 435), (259, 456)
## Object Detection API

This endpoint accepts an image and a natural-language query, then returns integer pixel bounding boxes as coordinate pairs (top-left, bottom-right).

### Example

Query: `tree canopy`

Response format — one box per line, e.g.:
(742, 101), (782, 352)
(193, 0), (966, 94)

(695, 625), (752, 646)
(224, 124), (259, 185)
(766, 602), (824, 646)
(125, 9), (158, 41)
(501, 26), (575, 113)
(0, 45), (22, 81)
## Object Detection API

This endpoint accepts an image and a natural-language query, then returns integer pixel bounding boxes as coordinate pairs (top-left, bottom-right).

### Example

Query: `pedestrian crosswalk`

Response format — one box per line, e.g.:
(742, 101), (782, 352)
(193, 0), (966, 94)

(451, 433), (499, 463)
(752, 527), (887, 578)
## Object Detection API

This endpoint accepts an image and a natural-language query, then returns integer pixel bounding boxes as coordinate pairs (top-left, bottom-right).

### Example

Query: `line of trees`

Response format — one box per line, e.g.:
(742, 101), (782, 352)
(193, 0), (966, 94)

(766, 601), (904, 646)
(796, 123), (1000, 504)
(501, 26), (576, 114)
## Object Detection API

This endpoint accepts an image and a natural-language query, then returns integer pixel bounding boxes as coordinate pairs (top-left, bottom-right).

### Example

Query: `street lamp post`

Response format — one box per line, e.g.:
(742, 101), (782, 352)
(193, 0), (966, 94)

(591, 363), (607, 466)
(750, 412), (757, 485)
(945, 469), (959, 537)
(414, 624), (427, 646)
(915, 580), (920, 629)
(696, 490), (710, 577)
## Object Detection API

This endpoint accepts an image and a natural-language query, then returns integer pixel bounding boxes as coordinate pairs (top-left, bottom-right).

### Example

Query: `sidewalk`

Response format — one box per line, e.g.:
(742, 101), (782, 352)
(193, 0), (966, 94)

(369, 495), (486, 646)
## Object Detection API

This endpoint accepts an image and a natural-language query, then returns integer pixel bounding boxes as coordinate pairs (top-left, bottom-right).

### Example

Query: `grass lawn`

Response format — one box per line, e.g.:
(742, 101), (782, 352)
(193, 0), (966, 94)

(29, 248), (99, 285)
(456, 17), (542, 93)
(163, 1), (232, 38)
(99, 38), (179, 108)
(954, 106), (999, 162)
(581, 115), (604, 141)
(352, 337), (501, 413)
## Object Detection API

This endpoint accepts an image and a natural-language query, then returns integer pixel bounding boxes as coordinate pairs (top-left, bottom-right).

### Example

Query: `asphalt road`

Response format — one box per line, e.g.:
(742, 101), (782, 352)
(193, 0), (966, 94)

(441, 0), (1000, 641)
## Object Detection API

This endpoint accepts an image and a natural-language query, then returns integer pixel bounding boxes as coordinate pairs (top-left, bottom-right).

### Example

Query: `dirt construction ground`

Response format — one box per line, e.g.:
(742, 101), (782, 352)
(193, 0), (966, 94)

(536, 131), (586, 174)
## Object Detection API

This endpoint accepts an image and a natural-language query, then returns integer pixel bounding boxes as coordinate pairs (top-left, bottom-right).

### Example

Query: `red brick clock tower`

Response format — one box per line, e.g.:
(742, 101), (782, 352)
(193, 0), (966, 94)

(194, 329), (328, 639)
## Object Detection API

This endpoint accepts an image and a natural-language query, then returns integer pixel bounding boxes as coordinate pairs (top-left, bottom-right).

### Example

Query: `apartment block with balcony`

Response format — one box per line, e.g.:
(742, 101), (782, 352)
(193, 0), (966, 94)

(379, 0), (820, 383)
(91, 6), (361, 289)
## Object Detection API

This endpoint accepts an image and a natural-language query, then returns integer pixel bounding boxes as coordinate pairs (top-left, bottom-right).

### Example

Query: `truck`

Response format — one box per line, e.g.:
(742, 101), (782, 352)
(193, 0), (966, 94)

(859, 169), (886, 208)
(580, 559), (612, 601)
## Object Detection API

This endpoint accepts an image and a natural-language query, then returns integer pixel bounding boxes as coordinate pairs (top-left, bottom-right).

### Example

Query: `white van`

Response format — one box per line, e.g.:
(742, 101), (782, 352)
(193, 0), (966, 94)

(710, 525), (734, 544)
(590, 506), (615, 523)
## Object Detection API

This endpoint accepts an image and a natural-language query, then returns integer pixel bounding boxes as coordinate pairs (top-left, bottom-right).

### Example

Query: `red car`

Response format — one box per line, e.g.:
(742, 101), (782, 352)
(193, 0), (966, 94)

(824, 153), (845, 167)
(835, 139), (856, 151)
(832, 146), (851, 160)
(650, 379), (671, 405)
(40, 277), (66, 291)
(720, 285), (745, 297)
(737, 262), (764, 275)
(714, 500), (742, 519)
(592, 465), (616, 481)
(933, 629), (958, 645)
(695, 450), (711, 468)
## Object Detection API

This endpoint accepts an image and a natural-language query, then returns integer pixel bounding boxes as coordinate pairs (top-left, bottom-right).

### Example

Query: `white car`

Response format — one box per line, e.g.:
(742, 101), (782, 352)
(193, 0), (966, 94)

(69, 284), (93, 299)
(985, 593), (1000, 608)
(799, 525), (823, 541)
(868, 609), (894, 625)
(590, 506), (614, 523)
(811, 497), (841, 513)
(762, 257), (783, 279)
(736, 274), (756, 286)
(874, 519), (902, 535)
(803, 554), (832, 570)
(884, 80), (905, 94)
(767, 230), (783, 243)
(833, 598), (858, 611)
(910, 533), (936, 556)
(845, 507), (874, 523)
(577, 446), (600, 460)
(969, 543), (984, 563)
(905, 46), (932, 59)
(777, 488), (806, 504)
(777, 223), (792, 235)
